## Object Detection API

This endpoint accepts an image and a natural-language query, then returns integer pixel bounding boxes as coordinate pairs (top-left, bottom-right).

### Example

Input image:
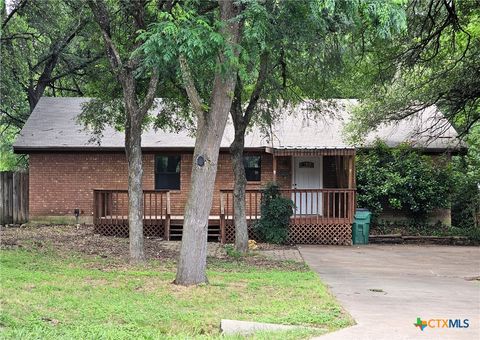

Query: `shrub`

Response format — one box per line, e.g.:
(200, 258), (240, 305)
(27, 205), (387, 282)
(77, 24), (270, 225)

(450, 154), (480, 229)
(224, 244), (242, 258)
(371, 220), (449, 236)
(254, 183), (294, 244)
(356, 140), (452, 220)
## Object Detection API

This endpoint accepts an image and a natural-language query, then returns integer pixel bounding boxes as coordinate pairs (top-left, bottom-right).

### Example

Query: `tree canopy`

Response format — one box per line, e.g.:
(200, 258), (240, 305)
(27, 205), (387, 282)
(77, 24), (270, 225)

(1, 0), (101, 169)
(346, 0), (479, 142)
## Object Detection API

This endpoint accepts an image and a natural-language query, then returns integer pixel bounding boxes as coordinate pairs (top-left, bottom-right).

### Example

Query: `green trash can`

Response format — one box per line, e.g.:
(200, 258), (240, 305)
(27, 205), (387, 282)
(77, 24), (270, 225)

(352, 208), (372, 245)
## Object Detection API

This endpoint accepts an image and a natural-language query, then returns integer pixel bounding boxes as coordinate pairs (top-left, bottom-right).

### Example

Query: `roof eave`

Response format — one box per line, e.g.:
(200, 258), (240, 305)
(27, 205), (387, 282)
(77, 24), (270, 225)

(12, 145), (267, 154)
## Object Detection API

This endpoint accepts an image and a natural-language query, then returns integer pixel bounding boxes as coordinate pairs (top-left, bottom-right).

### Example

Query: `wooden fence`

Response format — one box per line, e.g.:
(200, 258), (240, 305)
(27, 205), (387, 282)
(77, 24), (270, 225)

(0, 171), (29, 225)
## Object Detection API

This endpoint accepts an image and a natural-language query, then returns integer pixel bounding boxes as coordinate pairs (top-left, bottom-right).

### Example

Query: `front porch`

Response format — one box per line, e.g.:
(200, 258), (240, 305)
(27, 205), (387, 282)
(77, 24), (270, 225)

(93, 148), (356, 245)
(93, 187), (355, 245)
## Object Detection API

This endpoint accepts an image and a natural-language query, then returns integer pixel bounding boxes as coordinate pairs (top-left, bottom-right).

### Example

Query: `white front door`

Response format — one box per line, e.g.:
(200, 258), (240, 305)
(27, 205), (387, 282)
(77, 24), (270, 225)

(292, 157), (323, 215)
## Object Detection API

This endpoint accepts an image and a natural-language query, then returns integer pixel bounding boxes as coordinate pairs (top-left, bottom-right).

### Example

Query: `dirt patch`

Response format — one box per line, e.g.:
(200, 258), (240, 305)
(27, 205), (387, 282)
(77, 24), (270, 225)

(1, 224), (199, 261)
(0, 224), (305, 270)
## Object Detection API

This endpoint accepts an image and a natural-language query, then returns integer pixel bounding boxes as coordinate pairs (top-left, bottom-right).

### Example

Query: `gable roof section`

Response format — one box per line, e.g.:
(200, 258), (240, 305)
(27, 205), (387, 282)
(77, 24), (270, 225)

(13, 97), (463, 153)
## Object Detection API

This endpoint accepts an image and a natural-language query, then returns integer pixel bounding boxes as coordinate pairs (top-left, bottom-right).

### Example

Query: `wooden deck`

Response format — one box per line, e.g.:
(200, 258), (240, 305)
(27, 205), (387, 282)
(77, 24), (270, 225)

(93, 188), (355, 245)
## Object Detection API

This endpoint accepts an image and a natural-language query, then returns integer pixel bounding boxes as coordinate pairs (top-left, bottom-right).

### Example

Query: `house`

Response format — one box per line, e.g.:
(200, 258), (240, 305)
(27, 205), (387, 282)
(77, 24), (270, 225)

(13, 97), (462, 245)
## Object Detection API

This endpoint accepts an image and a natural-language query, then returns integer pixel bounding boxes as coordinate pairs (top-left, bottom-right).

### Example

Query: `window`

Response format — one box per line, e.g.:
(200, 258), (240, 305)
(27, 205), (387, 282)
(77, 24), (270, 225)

(155, 155), (180, 190)
(299, 161), (315, 168)
(243, 155), (261, 181)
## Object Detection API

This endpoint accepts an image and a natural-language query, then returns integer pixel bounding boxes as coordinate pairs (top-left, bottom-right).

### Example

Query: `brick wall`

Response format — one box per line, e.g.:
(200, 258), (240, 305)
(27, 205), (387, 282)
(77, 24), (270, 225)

(29, 151), (291, 221)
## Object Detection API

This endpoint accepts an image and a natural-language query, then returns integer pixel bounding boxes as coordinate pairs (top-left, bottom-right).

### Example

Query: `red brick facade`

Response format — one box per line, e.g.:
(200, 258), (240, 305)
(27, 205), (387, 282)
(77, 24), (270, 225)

(29, 152), (292, 221)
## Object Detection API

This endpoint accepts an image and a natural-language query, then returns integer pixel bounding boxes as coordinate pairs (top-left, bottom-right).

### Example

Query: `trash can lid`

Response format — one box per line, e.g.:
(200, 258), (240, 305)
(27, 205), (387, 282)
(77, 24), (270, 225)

(354, 208), (372, 219)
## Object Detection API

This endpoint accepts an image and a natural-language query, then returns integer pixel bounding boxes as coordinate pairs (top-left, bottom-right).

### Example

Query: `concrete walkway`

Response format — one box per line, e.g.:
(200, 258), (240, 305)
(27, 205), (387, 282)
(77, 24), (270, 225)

(299, 245), (480, 340)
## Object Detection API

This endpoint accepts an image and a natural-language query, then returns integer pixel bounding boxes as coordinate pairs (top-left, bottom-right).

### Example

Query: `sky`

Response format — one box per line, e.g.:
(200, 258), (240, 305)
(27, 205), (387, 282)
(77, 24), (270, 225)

(5, 0), (14, 15)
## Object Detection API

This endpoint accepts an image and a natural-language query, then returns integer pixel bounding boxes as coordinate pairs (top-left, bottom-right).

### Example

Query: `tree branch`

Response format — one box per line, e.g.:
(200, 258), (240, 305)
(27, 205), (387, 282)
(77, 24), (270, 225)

(47, 83), (83, 95)
(0, 32), (39, 42)
(27, 18), (88, 110)
(87, 0), (124, 74)
(0, 109), (25, 126)
(179, 54), (205, 117)
(231, 74), (243, 128)
(244, 52), (269, 124)
(2, 0), (28, 30)
(48, 55), (102, 83)
(30, 19), (86, 72)
(140, 68), (160, 116)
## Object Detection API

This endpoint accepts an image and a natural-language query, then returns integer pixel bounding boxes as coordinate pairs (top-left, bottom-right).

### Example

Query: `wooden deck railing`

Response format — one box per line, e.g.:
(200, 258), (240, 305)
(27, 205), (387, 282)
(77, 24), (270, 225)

(281, 188), (355, 224)
(220, 188), (356, 224)
(93, 189), (171, 238)
(93, 188), (355, 242)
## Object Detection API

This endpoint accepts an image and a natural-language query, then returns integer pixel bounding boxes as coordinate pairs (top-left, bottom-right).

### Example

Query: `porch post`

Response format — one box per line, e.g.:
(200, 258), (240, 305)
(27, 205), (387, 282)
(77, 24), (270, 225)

(165, 191), (171, 241)
(220, 191), (226, 244)
(272, 154), (277, 183)
(348, 155), (354, 189)
(348, 154), (356, 222)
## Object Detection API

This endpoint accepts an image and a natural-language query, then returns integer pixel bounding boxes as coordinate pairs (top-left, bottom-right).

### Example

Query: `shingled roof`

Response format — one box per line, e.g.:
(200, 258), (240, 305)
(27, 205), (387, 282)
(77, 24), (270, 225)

(13, 97), (463, 153)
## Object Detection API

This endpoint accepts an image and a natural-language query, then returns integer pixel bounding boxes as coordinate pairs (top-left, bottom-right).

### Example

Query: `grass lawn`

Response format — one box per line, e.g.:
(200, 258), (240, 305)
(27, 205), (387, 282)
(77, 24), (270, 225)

(0, 227), (353, 339)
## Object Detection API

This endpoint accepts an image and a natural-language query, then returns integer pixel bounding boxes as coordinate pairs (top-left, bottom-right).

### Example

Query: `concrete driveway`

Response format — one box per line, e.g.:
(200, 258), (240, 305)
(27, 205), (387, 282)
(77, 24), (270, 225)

(299, 245), (480, 340)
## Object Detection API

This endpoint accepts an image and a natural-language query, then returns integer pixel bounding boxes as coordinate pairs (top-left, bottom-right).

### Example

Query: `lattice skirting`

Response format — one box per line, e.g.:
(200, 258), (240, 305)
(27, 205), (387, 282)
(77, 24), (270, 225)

(224, 222), (260, 244)
(94, 222), (165, 238)
(94, 221), (351, 245)
(287, 223), (351, 245)
(224, 221), (352, 245)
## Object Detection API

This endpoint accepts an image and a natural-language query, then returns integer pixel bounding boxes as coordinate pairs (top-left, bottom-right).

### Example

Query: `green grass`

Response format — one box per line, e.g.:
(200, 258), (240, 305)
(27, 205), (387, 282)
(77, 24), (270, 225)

(0, 248), (353, 339)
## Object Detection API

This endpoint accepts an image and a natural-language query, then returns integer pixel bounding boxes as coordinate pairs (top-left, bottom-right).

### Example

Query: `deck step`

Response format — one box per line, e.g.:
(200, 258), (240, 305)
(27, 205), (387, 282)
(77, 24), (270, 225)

(164, 224), (222, 242)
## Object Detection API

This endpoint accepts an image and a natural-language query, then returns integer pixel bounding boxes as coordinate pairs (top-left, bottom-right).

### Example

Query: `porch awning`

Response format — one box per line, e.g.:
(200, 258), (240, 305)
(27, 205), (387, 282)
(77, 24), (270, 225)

(265, 147), (355, 156)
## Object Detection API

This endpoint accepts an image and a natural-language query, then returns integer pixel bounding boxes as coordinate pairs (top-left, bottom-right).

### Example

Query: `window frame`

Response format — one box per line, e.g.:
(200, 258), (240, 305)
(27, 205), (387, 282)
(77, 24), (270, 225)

(243, 155), (262, 182)
(154, 155), (181, 190)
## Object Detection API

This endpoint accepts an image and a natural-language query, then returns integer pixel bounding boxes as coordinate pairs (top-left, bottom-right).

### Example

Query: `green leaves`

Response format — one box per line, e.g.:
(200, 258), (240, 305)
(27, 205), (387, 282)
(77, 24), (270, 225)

(1, 0), (102, 170)
(356, 140), (453, 219)
(77, 99), (126, 144)
(138, 4), (227, 68)
(348, 1), (479, 141)
(254, 183), (294, 244)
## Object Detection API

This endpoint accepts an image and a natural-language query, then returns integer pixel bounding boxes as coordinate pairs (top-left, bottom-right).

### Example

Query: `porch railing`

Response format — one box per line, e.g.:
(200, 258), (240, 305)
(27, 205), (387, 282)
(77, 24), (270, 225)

(220, 188), (356, 225)
(93, 188), (355, 242)
(93, 189), (171, 238)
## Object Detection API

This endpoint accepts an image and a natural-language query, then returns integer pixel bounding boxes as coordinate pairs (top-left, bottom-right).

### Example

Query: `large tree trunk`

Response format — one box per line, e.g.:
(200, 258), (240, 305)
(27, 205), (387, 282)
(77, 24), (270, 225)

(88, 0), (159, 265)
(125, 118), (146, 264)
(122, 76), (149, 264)
(229, 52), (269, 254)
(175, 0), (241, 285)
(175, 117), (227, 284)
(175, 99), (237, 284)
(230, 131), (249, 253)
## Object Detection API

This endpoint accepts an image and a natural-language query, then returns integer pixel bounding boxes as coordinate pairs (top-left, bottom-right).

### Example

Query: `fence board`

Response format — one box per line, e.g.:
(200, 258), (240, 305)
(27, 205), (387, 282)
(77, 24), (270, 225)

(0, 171), (29, 225)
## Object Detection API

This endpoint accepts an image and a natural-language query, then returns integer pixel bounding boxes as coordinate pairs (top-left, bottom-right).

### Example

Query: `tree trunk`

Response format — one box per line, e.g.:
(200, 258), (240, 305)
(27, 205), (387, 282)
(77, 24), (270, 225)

(175, 0), (241, 285)
(228, 52), (268, 254)
(175, 120), (222, 285)
(175, 104), (235, 284)
(230, 132), (249, 253)
(125, 116), (146, 264)
(87, 0), (159, 265)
